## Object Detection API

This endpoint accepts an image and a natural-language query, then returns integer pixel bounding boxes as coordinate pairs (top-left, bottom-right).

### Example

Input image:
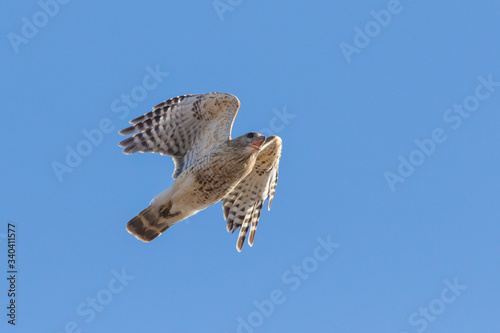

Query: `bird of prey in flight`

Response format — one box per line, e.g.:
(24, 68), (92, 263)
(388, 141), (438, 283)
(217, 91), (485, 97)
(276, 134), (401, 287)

(119, 92), (282, 251)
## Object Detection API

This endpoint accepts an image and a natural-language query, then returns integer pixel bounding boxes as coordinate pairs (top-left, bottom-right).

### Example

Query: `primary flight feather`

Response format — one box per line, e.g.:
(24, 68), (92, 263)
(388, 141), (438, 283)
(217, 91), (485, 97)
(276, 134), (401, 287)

(118, 92), (282, 251)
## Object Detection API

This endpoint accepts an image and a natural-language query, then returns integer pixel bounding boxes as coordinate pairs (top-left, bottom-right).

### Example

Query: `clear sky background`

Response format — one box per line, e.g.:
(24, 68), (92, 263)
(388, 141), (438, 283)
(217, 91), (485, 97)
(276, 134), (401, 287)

(1, 1), (499, 332)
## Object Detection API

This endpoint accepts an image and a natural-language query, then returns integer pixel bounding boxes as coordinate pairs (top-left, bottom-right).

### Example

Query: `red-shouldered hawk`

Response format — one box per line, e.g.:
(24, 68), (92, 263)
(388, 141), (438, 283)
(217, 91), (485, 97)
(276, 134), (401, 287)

(119, 93), (282, 251)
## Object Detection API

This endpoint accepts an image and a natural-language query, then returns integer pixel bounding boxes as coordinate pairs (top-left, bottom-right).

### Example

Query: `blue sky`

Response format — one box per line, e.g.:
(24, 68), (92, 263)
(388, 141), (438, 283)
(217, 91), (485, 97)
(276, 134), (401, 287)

(1, 1), (500, 332)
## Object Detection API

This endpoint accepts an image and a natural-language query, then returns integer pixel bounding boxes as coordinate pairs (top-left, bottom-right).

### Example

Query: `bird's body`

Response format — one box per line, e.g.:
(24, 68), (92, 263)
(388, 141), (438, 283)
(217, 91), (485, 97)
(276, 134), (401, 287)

(119, 92), (282, 251)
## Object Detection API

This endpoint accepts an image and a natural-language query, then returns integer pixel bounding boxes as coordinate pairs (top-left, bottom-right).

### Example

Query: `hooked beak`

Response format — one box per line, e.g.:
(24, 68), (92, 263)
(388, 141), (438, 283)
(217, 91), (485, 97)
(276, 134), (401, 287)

(252, 136), (266, 150)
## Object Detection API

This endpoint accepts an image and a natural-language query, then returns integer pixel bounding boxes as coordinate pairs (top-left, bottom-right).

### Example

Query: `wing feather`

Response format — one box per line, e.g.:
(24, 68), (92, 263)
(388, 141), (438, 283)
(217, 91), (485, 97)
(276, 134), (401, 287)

(222, 136), (282, 251)
(118, 92), (240, 178)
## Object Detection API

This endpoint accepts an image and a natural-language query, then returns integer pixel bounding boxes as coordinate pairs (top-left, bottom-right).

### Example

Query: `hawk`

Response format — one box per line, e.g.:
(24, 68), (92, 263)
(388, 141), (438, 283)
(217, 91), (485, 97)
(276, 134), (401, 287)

(118, 92), (282, 251)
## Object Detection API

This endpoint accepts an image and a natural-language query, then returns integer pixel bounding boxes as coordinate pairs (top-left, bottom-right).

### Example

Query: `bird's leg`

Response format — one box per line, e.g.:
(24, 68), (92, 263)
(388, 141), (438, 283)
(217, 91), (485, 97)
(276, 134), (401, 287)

(159, 201), (181, 219)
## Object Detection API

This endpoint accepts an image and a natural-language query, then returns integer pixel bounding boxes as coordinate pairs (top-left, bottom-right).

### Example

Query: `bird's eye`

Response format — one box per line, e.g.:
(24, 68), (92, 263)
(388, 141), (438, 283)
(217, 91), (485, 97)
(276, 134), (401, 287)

(246, 133), (254, 138)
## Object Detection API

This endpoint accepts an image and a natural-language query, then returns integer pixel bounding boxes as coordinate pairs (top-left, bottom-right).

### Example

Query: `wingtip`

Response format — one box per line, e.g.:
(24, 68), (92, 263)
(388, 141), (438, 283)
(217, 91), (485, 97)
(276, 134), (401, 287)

(268, 197), (273, 211)
(248, 230), (256, 247)
(119, 127), (135, 136)
(129, 114), (146, 125)
(118, 139), (128, 148)
(236, 243), (243, 252)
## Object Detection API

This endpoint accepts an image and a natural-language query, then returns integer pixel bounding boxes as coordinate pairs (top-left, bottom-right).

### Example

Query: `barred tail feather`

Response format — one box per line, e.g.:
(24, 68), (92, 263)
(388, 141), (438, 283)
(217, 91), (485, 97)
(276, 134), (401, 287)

(126, 206), (171, 242)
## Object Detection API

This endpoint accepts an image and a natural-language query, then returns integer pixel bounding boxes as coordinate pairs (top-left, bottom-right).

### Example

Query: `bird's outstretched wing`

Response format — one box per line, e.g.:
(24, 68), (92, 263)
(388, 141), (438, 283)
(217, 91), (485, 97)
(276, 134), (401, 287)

(118, 92), (240, 178)
(222, 136), (282, 251)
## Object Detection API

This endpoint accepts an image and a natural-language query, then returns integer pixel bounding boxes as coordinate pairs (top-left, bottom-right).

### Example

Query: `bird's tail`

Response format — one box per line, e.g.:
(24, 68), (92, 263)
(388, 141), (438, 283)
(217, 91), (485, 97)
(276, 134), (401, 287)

(126, 206), (172, 242)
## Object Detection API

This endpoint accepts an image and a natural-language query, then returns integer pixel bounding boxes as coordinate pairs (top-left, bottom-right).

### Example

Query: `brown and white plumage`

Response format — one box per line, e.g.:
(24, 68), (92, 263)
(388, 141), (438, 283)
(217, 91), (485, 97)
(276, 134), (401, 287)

(119, 92), (282, 251)
(222, 136), (282, 251)
(119, 93), (239, 178)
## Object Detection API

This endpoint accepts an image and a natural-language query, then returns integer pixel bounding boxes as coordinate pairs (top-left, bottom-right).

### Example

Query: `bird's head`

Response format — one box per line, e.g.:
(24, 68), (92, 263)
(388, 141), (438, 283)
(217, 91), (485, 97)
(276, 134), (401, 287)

(231, 132), (266, 153)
